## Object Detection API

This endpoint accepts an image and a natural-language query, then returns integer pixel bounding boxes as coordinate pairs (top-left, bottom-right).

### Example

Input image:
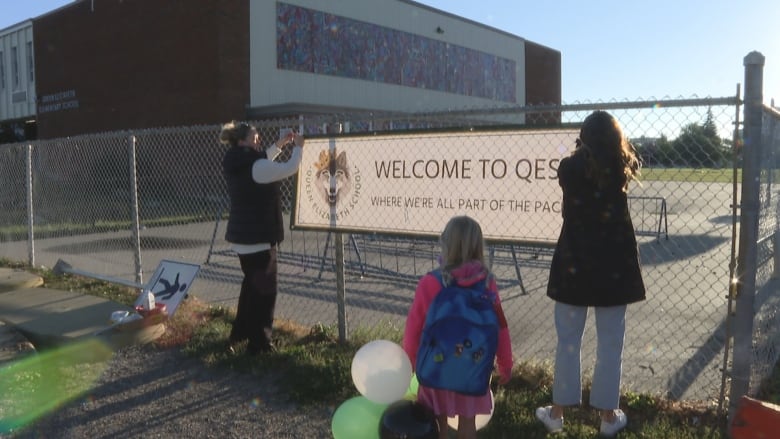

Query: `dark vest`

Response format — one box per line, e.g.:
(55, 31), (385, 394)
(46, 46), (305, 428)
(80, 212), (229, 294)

(222, 146), (284, 245)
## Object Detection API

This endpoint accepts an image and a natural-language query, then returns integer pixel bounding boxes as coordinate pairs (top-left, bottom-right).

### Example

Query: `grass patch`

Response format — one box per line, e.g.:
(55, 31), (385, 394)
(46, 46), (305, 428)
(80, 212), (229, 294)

(640, 167), (741, 183)
(0, 259), (763, 437)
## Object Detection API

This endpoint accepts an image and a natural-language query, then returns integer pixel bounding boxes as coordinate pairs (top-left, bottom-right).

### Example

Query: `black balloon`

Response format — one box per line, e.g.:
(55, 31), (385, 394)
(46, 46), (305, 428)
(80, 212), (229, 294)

(379, 400), (439, 439)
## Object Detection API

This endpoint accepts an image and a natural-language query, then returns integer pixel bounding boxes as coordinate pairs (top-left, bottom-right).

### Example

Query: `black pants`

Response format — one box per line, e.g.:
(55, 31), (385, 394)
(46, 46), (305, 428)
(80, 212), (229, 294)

(230, 247), (278, 351)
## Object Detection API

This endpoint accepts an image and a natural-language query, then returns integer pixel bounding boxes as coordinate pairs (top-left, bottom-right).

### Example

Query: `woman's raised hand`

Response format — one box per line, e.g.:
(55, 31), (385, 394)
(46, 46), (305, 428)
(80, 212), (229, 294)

(293, 133), (305, 148)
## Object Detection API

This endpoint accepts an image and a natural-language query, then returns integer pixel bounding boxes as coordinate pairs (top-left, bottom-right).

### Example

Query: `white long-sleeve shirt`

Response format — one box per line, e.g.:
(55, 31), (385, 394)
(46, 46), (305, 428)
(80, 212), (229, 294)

(251, 145), (303, 183)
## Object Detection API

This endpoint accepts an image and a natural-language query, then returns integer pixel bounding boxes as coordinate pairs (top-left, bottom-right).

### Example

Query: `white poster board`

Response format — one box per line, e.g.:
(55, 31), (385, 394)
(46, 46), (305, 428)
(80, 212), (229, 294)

(292, 129), (578, 244)
(133, 260), (200, 316)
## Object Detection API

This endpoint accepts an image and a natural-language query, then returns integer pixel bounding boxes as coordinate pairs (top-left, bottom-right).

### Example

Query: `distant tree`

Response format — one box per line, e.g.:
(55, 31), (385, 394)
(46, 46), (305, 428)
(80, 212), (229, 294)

(670, 124), (723, 167)
(721, 137), (740, 165)
(668, 109), (730, 168)
(656, 135), (680, 167)
(702, 107), (718, 139)
(632, 135), (668, 167)
(631, 137), (652, 166)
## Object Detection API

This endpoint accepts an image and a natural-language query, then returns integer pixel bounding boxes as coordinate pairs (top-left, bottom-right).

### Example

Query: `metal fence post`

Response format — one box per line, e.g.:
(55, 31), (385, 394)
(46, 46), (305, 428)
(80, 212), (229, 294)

(335, 232), (347, 341)
(128, 135), (144, 288)
(327, 130), (348, 342)
(729, 51), (765, 418)
(25, 144), (35, 267)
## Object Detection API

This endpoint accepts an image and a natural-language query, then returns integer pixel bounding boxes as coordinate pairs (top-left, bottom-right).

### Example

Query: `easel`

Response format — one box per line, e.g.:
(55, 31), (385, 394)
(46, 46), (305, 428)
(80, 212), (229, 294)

(317, 232), (365, 279)
(488, 245), (528, 295)
(207, 205), (530, 295)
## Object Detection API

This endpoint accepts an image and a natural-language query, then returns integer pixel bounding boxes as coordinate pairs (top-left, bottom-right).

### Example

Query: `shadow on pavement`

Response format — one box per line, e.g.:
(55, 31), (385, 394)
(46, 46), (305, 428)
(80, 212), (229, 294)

(639, 233), (728, 265)
(666, 277), (780, 400)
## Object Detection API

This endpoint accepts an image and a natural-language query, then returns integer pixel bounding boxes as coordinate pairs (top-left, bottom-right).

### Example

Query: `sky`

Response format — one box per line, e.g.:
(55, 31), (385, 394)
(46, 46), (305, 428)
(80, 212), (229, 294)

(413, 0), (779, 105)
(2, 0), (778, 106)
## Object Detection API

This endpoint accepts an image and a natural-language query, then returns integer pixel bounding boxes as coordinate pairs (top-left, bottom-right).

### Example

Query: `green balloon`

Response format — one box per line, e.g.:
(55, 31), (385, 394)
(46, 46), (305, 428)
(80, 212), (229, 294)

(332, 396), (387, 439)
(405, 373), (419, 400)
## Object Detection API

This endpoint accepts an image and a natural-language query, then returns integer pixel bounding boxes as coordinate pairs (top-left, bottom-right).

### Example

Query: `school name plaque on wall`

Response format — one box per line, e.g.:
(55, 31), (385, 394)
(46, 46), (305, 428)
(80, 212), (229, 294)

(291, 129), (578, 244)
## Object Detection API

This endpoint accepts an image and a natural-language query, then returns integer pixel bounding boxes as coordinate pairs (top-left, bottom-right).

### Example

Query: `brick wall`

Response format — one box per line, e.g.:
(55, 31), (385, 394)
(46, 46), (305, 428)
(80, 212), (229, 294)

(524, 41), (561, 110)
(33, 0), (249, 139)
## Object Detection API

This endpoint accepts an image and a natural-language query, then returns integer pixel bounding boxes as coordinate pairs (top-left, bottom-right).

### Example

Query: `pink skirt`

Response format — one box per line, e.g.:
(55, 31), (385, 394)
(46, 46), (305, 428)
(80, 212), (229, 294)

(417, 385), (492, 417)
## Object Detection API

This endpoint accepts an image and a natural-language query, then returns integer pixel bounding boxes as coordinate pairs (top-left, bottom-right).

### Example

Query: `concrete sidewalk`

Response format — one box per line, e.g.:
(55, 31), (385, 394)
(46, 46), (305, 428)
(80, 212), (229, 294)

(0, 268), (164, 363)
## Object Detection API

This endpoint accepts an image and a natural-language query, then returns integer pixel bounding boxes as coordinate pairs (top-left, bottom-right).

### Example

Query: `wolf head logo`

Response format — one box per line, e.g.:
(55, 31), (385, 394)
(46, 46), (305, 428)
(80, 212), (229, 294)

(313, 149), (352, 207)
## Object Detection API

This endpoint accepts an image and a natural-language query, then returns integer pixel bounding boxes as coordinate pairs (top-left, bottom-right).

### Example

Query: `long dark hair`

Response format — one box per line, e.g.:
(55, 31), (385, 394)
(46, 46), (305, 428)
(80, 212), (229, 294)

(576, 111), (641, 192)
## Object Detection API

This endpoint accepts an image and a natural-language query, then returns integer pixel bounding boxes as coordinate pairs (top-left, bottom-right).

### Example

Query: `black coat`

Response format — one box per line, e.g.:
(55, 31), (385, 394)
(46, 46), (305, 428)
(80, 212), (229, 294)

(222, 146), (284, 245)
(546, 151), (646, 307)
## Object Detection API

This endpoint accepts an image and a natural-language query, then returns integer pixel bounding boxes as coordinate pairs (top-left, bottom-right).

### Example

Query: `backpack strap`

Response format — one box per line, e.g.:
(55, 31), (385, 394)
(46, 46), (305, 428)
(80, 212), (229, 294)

(430, 269), (445, 287)
(431, 269), (506, 329)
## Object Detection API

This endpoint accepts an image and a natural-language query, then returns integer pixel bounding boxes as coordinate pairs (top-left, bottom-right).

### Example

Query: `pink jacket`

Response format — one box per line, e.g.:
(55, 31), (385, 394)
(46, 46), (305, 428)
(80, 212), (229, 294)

(402, 261), (514, 382)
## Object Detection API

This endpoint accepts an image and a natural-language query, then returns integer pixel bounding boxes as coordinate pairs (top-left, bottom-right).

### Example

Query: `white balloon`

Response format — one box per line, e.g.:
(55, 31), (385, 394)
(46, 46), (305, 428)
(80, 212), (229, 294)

(446, 389), (494, 431)
(351, 340), (412, 404)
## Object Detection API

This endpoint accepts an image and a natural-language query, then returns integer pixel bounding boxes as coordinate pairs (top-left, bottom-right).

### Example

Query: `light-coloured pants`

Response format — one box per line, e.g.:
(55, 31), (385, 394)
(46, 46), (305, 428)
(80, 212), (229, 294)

(552, 302), (627, 410)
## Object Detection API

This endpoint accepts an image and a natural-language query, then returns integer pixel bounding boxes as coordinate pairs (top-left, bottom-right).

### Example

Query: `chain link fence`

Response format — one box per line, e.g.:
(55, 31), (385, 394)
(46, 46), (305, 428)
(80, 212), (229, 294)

(1, 92), (775, 412)
(748, 102), (780, 395)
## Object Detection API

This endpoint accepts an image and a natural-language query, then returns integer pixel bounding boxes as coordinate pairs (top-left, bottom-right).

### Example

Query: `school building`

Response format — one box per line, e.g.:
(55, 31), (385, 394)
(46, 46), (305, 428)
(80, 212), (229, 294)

(0, 0), (561, 141)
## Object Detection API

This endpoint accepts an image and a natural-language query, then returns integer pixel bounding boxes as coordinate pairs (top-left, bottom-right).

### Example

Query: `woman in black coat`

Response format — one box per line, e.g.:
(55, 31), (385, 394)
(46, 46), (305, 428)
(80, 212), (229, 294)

(536, 111), (645, 437)
(219, 122), (304, 355)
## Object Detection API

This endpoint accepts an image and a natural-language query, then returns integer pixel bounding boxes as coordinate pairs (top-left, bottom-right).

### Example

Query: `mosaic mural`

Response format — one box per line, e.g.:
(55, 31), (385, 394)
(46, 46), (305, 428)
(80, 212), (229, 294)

(277, 2), (517, 103)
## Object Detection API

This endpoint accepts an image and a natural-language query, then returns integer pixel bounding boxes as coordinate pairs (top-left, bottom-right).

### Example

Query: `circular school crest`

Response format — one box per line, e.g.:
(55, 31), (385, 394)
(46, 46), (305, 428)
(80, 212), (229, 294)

(303, 148), (362, 221)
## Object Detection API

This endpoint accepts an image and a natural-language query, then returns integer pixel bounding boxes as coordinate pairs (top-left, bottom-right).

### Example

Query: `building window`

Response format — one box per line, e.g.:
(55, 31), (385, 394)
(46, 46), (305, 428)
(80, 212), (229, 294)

(26, 42), (34, 82)
(11, 46), (19, 87)
(0, 52), (4, 90)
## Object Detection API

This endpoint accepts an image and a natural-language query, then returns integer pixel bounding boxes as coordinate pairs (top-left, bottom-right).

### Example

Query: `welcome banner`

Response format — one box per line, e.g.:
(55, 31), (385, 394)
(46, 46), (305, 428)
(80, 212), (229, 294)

(292, 129), (578, 244)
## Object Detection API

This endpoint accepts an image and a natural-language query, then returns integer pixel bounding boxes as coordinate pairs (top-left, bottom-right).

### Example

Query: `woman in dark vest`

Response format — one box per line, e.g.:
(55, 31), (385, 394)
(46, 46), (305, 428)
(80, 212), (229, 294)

(536, 111), (645, 436)
(219, 121), (304, 355)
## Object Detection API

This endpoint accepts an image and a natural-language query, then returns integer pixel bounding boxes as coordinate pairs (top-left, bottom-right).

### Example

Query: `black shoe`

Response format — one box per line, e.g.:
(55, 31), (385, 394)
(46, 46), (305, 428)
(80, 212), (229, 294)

(226, 335), (248, 354)
(228, 334), (247, 344)
(246, 342), (276, 356)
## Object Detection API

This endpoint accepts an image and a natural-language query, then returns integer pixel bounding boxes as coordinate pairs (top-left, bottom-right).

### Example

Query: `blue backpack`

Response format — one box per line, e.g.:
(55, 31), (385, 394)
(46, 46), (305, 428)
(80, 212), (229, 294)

(415, 270), (500, 396)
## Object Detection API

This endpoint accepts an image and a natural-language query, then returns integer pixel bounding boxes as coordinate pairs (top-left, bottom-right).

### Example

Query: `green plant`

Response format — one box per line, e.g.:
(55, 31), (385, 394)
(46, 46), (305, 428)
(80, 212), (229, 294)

(0, 259), (754, 438)
(640, 167), (741, 183)
(624, 390), (658, 412)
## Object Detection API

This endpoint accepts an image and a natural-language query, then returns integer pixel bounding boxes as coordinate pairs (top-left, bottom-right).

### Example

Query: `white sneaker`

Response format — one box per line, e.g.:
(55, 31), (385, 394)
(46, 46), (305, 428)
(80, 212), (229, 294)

(535, 406), (563, 433)
(599, 409), (627, 437)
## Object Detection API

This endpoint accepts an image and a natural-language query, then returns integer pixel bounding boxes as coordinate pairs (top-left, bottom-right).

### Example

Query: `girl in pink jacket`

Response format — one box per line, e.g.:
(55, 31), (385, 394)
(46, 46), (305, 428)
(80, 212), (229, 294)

(403, 215), (513, 439)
